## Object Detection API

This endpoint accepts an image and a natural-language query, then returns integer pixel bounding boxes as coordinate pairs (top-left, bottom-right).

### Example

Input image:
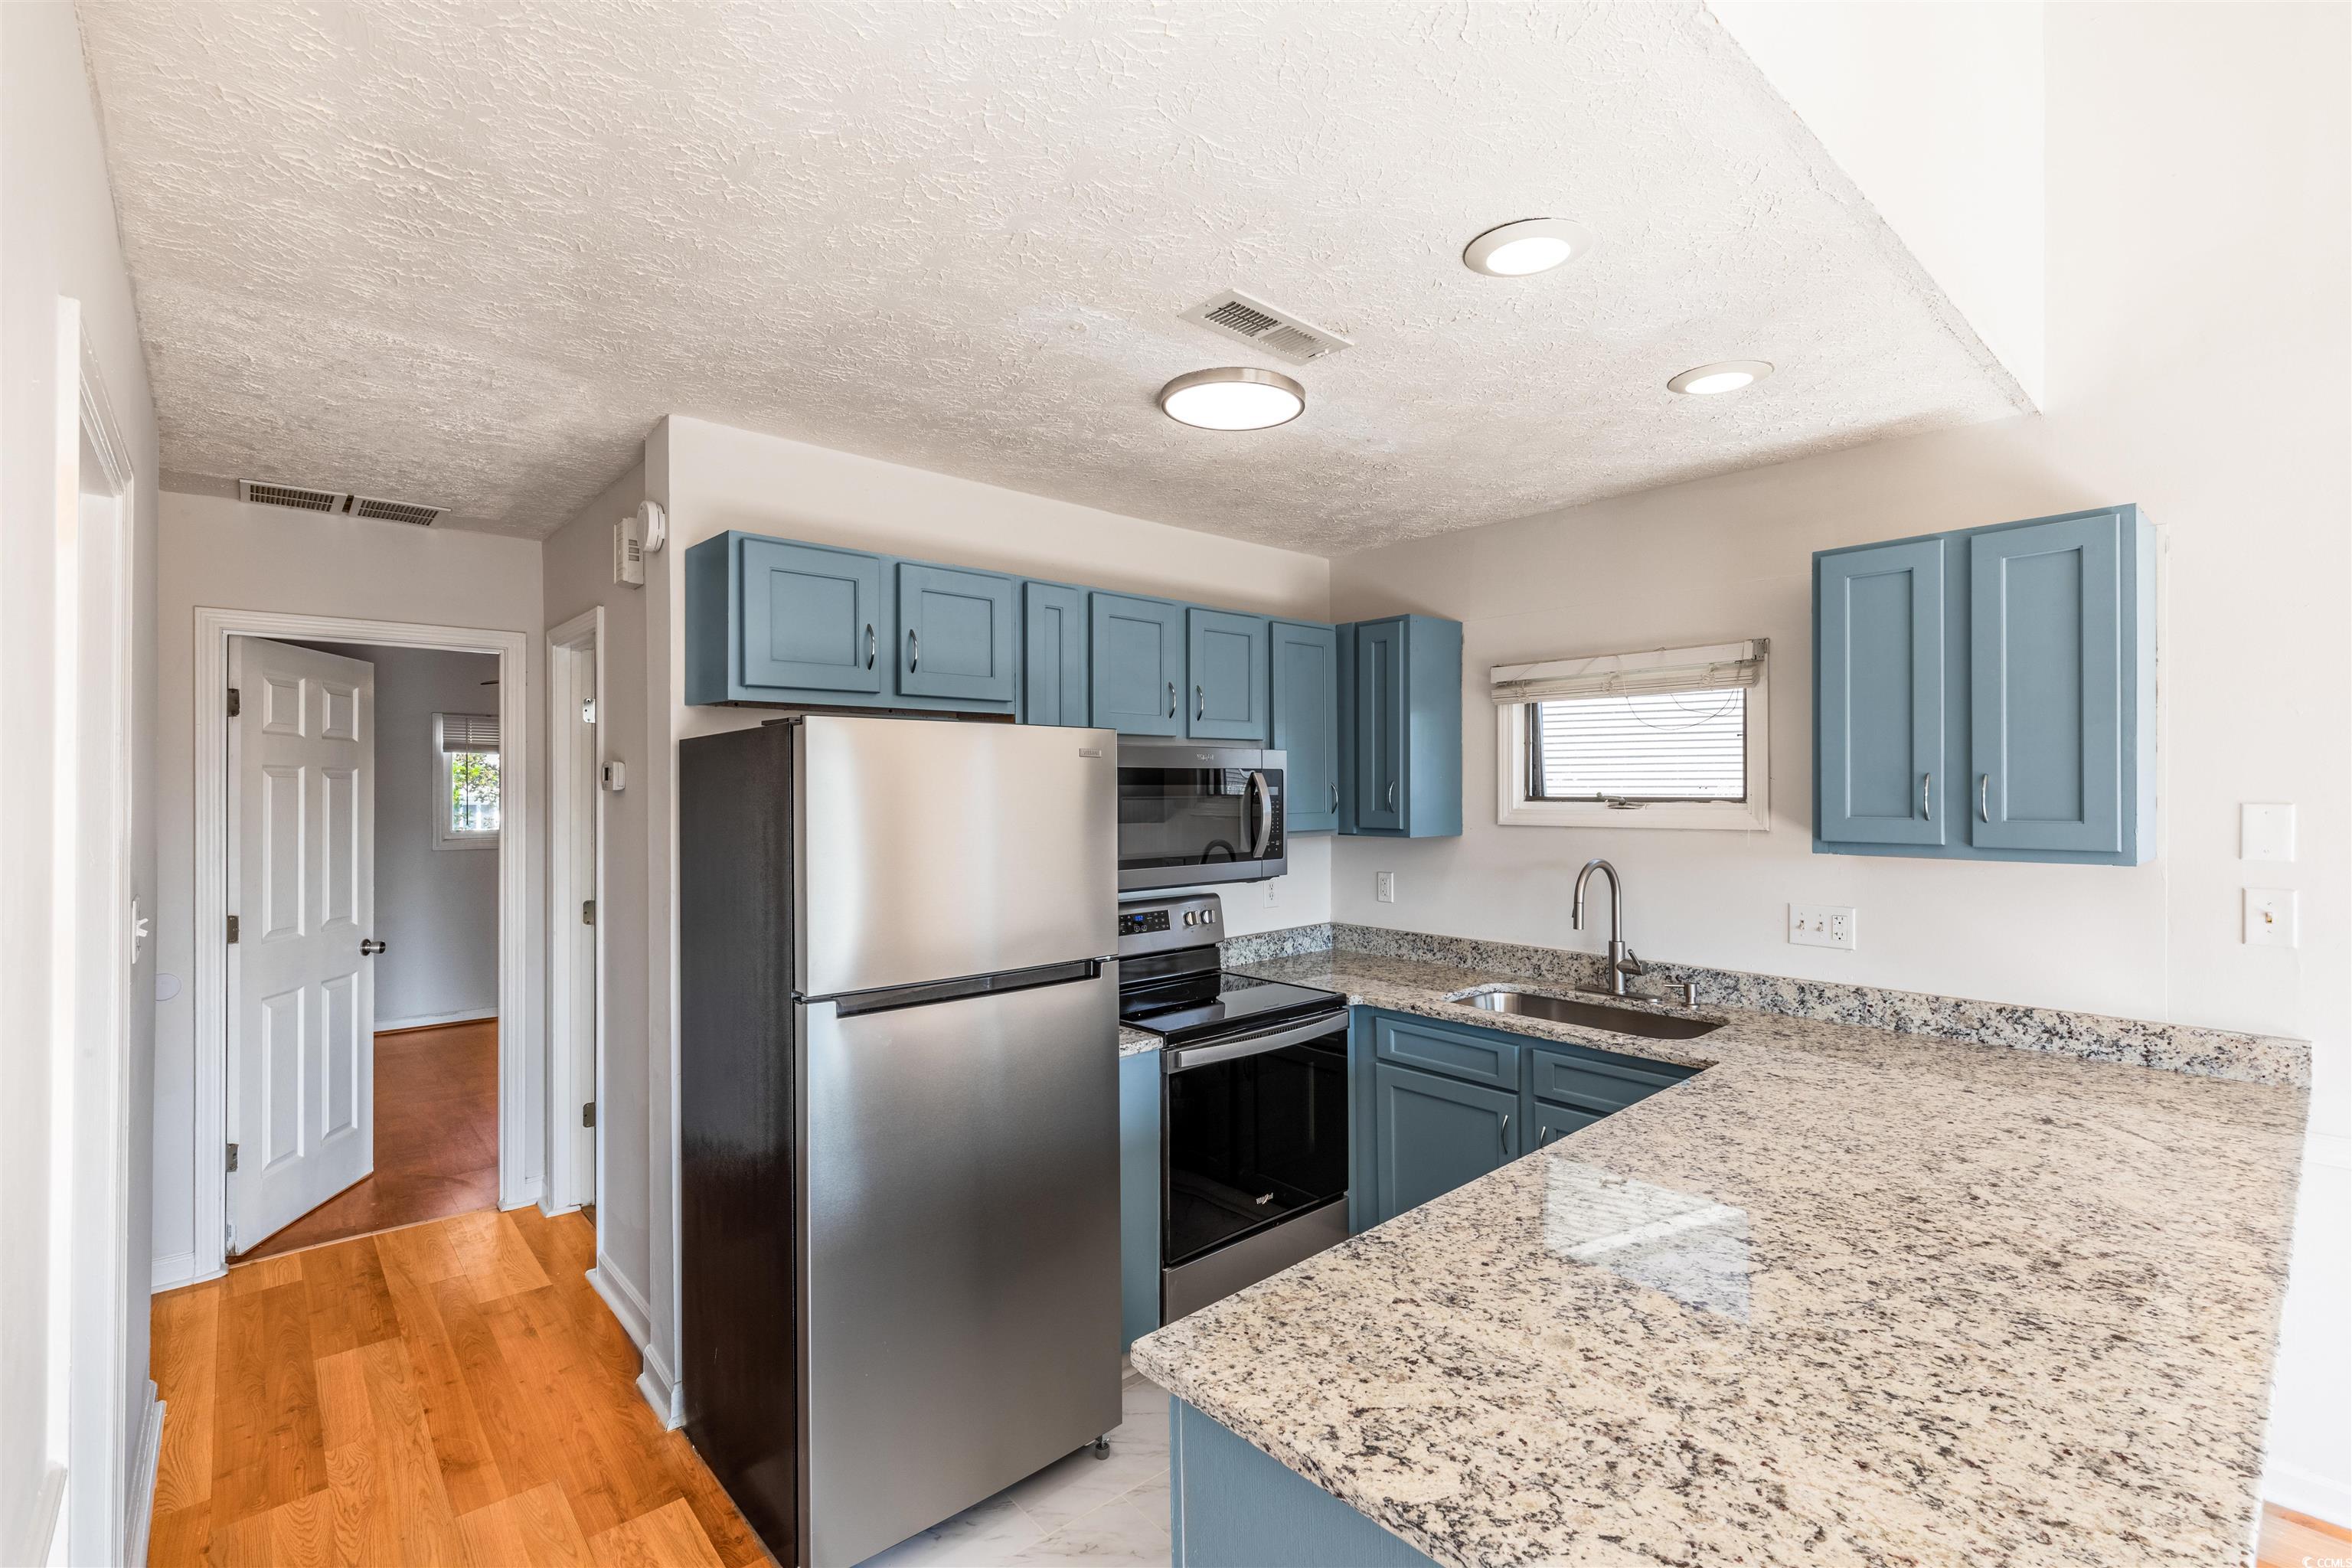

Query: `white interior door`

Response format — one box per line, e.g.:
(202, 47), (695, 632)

(228, 636), (376, 1252)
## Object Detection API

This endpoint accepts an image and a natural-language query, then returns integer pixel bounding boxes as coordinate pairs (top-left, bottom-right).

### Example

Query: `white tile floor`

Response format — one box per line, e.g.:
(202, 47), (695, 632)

(855, 1372), (1173, 1567)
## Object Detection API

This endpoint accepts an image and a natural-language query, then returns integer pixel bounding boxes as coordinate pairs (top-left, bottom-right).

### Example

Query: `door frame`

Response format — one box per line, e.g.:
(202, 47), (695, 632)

(191, 609), (531, 1276)
(545, 607), (606, 1217)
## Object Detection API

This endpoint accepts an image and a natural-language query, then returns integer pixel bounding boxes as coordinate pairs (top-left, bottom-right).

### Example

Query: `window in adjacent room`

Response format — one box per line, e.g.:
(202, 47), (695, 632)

(434, 710), (501, 849)
(1494, 639), (1769, 831)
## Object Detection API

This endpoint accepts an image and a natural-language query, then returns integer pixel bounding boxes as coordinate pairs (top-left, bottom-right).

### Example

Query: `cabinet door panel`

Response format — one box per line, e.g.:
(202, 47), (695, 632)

(1022, 582), (1089, 727)
(1817, 539), (1945, 844)
(1374, 1063), (1517, 1225)
(1187, 609), (1270, 741)
(740, 537), (884, 694)
(1970, 515), (2123, 853)
(1353, 620), (1406, 832)
(1089, 593), (1184, 736)
(1272, 622), (1339, 831)
(1527, 1103), (1600, 1152)
(896, 563), (1016, 702)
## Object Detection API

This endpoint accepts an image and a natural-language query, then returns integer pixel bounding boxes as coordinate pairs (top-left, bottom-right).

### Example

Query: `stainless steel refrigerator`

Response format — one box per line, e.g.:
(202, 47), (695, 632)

(680, 715), (1122, 1568)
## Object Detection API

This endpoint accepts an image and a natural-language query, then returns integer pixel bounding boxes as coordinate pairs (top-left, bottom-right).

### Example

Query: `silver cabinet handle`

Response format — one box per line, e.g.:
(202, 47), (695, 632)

(907, 628), (920, 671)
(1978, 773), (1991, 822)
(1196, 684), (1205, 720)
(1498, 1112), (1511, 1158)
(360, 938), (387, 956)
(1328, 781), (1339, 813)
(1537, 1125), (1558, 1148)
(1922, 771), (1932, 820)
(1166, 680), (1176, 718)
(1385, 780), (1397, 809)
(864, 624), (875, 668)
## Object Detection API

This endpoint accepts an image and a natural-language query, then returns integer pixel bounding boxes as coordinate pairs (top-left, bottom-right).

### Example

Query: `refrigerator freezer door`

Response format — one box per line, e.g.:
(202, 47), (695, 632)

(799, 716), (1118, 998)
(800, 971), (1122, 1568)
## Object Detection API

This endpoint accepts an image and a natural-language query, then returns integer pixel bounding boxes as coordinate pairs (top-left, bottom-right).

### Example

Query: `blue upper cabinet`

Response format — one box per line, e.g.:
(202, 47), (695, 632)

(1814, 505), (2154, 865)
(1340, 615), (1462, 838)
(740, 537), (887, 695)
(1186, 609), (1270, 741)
(1021, 581), (1089, 727)
(1089, 592), (1186, 736)
(1817, 537), (1946, 847)
(1272, 621), (1339, 832)
(895, 561), (1017, 704)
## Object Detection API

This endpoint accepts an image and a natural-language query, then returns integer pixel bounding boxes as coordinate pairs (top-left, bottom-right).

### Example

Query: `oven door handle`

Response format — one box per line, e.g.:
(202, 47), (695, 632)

(1246, 769), (1272, 857)
(1164, 1011), (1347, 1073)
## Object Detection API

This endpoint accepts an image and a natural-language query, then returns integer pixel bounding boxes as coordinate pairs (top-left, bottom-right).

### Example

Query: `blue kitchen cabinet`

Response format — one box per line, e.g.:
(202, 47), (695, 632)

(1339, 615), (1462, 838)
(1021, 581), (1089, 727)
(731, 535), (888, 698)
(894, 561), (1017, 704)
(1813, 505), (2153, 864)
(1089, 592), (1186, 737)
(1119, 1050), (1161, 1352)
(1817, 537), (1946, 847)
(1186, 609), (1271, 742)
(1370, 1010), (1519, 1091)
(1372, 1062), (1517, 1226)
(1170, 1400), (1445, 1568)
(1272, 621), (1340, 832)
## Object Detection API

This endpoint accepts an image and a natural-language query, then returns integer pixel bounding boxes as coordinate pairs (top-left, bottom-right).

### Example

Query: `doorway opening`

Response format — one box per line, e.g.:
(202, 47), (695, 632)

(547, 609), (604, 1233)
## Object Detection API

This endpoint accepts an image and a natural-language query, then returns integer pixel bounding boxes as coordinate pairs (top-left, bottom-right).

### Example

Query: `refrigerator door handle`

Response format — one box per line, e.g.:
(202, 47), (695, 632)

(828, 956), (1106, 1018)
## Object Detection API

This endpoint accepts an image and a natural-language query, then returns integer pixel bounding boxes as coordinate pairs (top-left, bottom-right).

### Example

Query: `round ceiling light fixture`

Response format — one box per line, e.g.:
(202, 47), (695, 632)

(1461, 217), (1595, 277)
(1158, 367), (1306, 431)
(1668, 360), (1775, 396)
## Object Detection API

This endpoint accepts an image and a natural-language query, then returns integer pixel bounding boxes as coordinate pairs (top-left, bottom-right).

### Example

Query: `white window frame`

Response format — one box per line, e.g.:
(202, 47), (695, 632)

(1495, 641), (1772, 832)
(433, 711), (501, 851)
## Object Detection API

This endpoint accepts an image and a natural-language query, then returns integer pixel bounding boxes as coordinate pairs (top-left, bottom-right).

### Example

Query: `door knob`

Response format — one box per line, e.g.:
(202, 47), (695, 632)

(360, 938), (387, 956)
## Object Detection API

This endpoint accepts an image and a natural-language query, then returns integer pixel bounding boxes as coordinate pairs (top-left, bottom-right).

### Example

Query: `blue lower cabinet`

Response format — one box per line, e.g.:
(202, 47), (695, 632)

(1523, 1040), (1696, 1118)
(1090, 592), (1186, 736)
(894, 561), (1016, 704)
(1021, 581), (1089, 726)
(1272, 621), (1340, 831)
(1372, 1063), (1517, 1227)
(1186, 608), (1270, 741)
(1527, 1102), (1600, 1152)
(1119, 1051), (1161, 1352)
(1170, 1399), (1443, 1568)
(1370, 1011), (1519, 1090)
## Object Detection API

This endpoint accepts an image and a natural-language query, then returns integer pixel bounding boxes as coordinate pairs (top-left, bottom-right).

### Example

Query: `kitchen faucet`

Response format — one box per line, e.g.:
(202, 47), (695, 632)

(1570, 860), (1696, 1006)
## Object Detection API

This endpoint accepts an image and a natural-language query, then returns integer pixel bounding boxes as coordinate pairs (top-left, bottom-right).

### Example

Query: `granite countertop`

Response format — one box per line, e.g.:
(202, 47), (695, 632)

(1119, 1024), (1161, 1057)
(1129, 949), (2309, 1568)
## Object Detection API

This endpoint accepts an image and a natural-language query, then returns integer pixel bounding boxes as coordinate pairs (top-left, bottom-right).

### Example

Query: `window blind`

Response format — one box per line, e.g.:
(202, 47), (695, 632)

(1529, 688), (1746, 802)
(438, 712), (500, 753)
(1489, 639), (1766, 704)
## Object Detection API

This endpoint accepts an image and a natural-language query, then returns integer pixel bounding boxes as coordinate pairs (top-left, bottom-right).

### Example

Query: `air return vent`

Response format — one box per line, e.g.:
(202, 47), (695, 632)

(238, 479), (348, 513)
(350, 496), (442, 527)
(1178, 290), (1352, 364)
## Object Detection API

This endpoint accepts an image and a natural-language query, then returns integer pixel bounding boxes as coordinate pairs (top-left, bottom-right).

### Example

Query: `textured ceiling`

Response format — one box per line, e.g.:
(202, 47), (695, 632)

(79, 1), (2029, 551)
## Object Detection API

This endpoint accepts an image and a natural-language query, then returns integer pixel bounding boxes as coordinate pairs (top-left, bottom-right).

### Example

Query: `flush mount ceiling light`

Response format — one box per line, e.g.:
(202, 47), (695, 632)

(1461, 217), (1595, 277)
(1668, 360), (1775, 396)
(1158, 367), (1305, 431)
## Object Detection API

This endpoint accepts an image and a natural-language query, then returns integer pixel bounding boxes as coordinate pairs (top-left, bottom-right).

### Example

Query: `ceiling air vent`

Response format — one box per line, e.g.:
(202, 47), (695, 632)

(350, 495), (442, 527)
(1178, 289), (1353, 364)
(238, 479), (348, 513)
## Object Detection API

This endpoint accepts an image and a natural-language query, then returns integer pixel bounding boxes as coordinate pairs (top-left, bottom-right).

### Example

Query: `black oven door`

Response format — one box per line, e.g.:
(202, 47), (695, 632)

(1162, 1014), (1348, 1273)
(1117, 746), (1286, 891)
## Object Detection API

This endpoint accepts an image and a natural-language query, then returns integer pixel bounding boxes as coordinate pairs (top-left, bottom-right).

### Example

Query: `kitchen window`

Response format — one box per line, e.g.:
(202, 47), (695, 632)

(1493, 639), (1769, 831)
(434, 710), (501, 850)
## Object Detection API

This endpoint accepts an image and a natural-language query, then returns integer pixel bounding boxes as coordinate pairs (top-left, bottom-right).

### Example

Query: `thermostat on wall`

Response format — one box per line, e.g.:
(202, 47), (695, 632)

(602, 760), (626, 792)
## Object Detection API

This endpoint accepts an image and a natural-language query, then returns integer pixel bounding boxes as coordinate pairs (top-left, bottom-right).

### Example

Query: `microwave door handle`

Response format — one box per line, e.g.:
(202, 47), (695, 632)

(1247, 770), (1272, 855)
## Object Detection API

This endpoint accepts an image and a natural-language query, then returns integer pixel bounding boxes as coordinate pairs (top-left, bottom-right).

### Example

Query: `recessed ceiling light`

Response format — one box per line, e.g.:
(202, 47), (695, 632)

(1158, 367), (1305, 431)
(1462, 217), (1594, 277)
(1668, 360), (1774, 396)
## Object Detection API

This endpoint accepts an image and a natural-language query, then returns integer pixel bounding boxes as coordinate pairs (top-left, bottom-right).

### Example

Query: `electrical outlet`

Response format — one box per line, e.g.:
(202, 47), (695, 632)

(2241, 804), (2296, 863)
(1788, 903), (1857, 951)
(1263, 879), (1279, 907)
(2245, 888), (2298, 948)
(1376, 871), (1396, 903)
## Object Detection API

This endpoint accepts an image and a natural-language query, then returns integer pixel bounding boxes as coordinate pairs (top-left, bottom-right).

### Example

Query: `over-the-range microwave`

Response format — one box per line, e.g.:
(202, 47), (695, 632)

(1116, 742), (1286, 891)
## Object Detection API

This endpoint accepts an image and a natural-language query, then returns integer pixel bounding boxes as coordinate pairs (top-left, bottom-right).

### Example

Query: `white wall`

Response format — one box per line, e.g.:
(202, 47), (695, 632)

(150, 495), (547, 1280)
(301, 645), (502, 1027)
(2, 3), (164, 1561)
(1329, 1), (2348, 1518)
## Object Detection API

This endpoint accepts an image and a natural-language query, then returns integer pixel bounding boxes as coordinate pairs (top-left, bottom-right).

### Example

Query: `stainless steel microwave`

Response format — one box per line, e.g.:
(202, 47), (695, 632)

(1116, 743), (1287, 891)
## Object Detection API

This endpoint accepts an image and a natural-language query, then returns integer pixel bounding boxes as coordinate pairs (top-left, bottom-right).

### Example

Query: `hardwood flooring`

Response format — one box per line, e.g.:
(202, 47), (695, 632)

(149, 1206), (766, 1567)
(240, 1021), (501, 1262)
(2263, 1504), (2352, 1567)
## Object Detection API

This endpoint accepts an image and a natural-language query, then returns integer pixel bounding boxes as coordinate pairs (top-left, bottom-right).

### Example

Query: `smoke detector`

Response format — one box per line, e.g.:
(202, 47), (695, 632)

(237, 479), (442, 525)
(1178, 290), (1352, 364)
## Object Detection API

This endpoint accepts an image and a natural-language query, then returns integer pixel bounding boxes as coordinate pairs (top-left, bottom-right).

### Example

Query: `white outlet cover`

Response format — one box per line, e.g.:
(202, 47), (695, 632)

(2244, 888), (2298, 948)
(2241, 803), (2296, 863)
(1788, 902), (1857, 951)
(1376, 871), (1396, 903)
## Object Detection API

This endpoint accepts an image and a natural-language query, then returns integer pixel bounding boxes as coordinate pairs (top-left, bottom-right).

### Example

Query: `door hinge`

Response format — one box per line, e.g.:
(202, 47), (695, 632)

(226, 914), (240, 944)
(581, 1102), (596, 1129)
(227, 687), (241, 717)
(225, 1142), (240, 1172)
(581, 900), (595, 926)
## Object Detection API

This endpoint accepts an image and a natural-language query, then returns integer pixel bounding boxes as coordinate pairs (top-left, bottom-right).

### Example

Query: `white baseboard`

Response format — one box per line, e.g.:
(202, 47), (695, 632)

(2267, 1462), (2352, 1531)
(375, 1008), (498, 1032)
(21, 1464), (63, 1568)
(638, 1343), (685, 1431)
(151, 1250), (202, 1293)
(125, 1384), (163, 1566)
(587, 1257), (655, 1350)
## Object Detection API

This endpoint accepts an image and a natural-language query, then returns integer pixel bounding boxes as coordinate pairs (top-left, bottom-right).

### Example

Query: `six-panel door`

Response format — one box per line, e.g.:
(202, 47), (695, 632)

(1186, 609), (1271, 741)
(896, 561), (1017, 703)
(1372, 1061), (1517, 1225)
(740, 537), (885, 694)
(1352, 619), (1406, 831)
(1969, 514), (2125, 853)
(1818, 537), (1946, 845)
(1272, 621), (1339, 831)
(1022, 581), (1090, 726)
(1089, 592), (1185, 736)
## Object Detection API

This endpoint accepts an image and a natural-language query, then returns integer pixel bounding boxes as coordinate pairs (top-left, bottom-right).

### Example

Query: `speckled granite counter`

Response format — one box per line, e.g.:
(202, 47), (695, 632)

(1130, 949), (2309, 1568)
(1119, 1024), (1161, 1057)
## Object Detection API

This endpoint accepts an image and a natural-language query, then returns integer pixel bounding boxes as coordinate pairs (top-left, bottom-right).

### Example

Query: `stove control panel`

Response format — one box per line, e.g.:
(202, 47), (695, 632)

(1117, 893), (1223, 959)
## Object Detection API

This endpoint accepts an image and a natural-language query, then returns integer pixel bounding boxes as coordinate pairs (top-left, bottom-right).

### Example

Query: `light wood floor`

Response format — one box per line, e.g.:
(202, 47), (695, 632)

(149, 1206), (767, 1566)
(2263, 1503), (2352, 1567)
(240, 1021), (501, 1262)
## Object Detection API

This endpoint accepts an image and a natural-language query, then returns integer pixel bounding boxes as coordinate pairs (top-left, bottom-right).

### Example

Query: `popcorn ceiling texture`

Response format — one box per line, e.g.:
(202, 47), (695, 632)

(79, 2), (2030, 547)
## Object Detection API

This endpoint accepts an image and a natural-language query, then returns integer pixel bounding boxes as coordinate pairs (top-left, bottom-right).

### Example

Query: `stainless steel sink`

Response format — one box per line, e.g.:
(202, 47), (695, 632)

(1460, 989), (1724, 1040)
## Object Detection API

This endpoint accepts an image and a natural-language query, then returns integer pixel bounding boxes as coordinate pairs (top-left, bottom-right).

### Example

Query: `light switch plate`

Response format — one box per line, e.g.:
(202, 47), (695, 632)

(1375, 871), (1396, 903)
(2241, 803), (2296, 863)
(2245, 888), (2298, 947)
(1788, 903), (1857, 951)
